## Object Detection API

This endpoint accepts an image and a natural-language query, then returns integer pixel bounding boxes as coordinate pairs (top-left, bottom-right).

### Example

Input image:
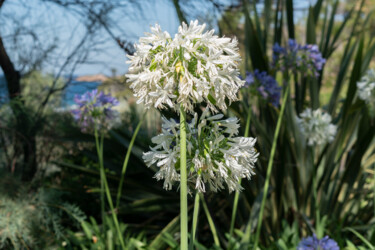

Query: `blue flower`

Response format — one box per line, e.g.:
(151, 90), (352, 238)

(72, 89), (119, 132)
(272, 39), (326, 77)
(244, 70), (281, 107)
(297, 234), (339, 250)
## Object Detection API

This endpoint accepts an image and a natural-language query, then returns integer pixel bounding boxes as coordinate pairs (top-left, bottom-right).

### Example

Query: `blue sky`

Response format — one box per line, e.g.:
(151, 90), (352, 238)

(0, 0), (180, 76)
(0, 0), (314, 77)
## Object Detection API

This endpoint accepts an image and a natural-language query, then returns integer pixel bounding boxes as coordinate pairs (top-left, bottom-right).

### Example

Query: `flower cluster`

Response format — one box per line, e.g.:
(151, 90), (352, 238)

(357, 69), (375, 113)
(273, 39), (326, 77)
(143, 109), (259, 193)
(297, 234), (339, 250)
(71, 89), (119, 132)
(126, 20), (244, 113)
(244, 70), (281, 107)
(296, 108), (337, 146)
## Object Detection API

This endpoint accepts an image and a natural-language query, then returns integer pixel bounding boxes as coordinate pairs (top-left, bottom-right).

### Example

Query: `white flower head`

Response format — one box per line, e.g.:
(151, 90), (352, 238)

(143, 110), (259, 193)
(357, 69), (375, 113)
(296, 108), (337, 146)
(126, 20), (244, 113)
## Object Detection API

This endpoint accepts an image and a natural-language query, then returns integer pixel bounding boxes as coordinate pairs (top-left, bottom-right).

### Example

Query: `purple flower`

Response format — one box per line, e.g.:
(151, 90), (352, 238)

(244, 70), (281, 107)
(297, 234), (339, 250)
(71, 89), (119, 132)
(272, 39), (326, 77)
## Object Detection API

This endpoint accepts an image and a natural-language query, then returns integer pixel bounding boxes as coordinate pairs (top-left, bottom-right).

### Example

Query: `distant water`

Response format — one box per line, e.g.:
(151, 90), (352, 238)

(62, 80), (100, 106)
(0, 76), (100, 107)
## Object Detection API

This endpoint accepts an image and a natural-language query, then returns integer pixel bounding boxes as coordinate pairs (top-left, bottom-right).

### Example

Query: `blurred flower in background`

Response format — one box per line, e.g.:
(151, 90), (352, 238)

(297, 234), (339, 250)
(272, 39), (326, 77)
(244, 70), (281, 107)
(71, 89), (119, 132)
(357, 69), (375, 114)
(143, 109), (259, 193)
(296, 108), (337, 146)
(126, 20), (244, 113)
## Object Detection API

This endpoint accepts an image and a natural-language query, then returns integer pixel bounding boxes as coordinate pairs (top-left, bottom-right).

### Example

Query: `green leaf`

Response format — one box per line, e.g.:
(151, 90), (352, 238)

(207, 93), (217, 105)
(285, 0), (295, 39)
(306, 6), (316, 44)
(243, 0), (269, 71)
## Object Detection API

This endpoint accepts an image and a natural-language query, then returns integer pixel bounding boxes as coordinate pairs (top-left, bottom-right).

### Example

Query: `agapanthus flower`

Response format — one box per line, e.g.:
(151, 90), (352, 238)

(357, 69), (375, 113)
(143, 109), (259, 193)
(126, 20), (244, 113)
(297, 234), (339, 250)
(244, 70), (281, 106)
(296, 108), (337, 146)
(272, 39), (326, 77)
(71, 89), (119, 132)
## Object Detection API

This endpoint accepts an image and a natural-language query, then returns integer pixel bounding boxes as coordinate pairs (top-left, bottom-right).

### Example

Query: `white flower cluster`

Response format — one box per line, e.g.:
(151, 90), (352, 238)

(357, 69), (375, 111)
(126, 20), (244, 113)
(296, 108), (337, 146)
(143, 110), (259, 193)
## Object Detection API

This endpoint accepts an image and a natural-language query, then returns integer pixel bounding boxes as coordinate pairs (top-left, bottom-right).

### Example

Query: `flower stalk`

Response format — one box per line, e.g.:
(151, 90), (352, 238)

(190, 193), (200, 250)
(254, 84), (290, 249)
(94, 127), (126, 249)
(116, 113), (146, 208)
(229, 103), (252, 237)
(200, 193), (220, 247)
(180, 105), (188, 250)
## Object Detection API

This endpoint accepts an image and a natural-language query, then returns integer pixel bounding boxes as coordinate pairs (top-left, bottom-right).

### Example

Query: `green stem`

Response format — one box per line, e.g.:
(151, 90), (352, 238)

(229, 104), (252, 237)
(374, 164), (375, 218)
(94, 128), (126, 249)
(312, 155), (321, 238)
(180, 106), (188, 250)
(254, 84), (290, 249)
(310, 147), (321, 238)
(95, 128), (105, 233)
(116, 113), (146, 208)
(190, 193), (200, 250)
(200, 193), (220, 247)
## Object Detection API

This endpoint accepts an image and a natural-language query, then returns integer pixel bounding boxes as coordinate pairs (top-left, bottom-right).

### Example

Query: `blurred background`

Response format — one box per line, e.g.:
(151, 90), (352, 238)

(1, 0), (375, 249)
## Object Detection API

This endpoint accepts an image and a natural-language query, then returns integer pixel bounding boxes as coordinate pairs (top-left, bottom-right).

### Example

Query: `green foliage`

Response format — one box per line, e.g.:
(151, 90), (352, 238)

(0, 172), (86, 249)
(3, 0), (375, 249)
(64, 216), (147, 250)
(21, 70), (65, 110)
(218, 0), (375, 248)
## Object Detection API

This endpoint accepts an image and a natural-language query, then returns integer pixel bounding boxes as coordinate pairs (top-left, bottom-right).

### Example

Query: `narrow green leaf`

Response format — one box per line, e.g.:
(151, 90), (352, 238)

(243, 0), (268, 71)
(342, 38), (363, 118)
(285, 0), (295, 39)
(263, 0), (272, 47)
(306, 7), (316, 44)
(149, 215), (180, 250)
(313, 0), (323, 23)
(345, 228), (375, 249)
(322, 0), (339, 57)
(172, 0), (187, 24)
